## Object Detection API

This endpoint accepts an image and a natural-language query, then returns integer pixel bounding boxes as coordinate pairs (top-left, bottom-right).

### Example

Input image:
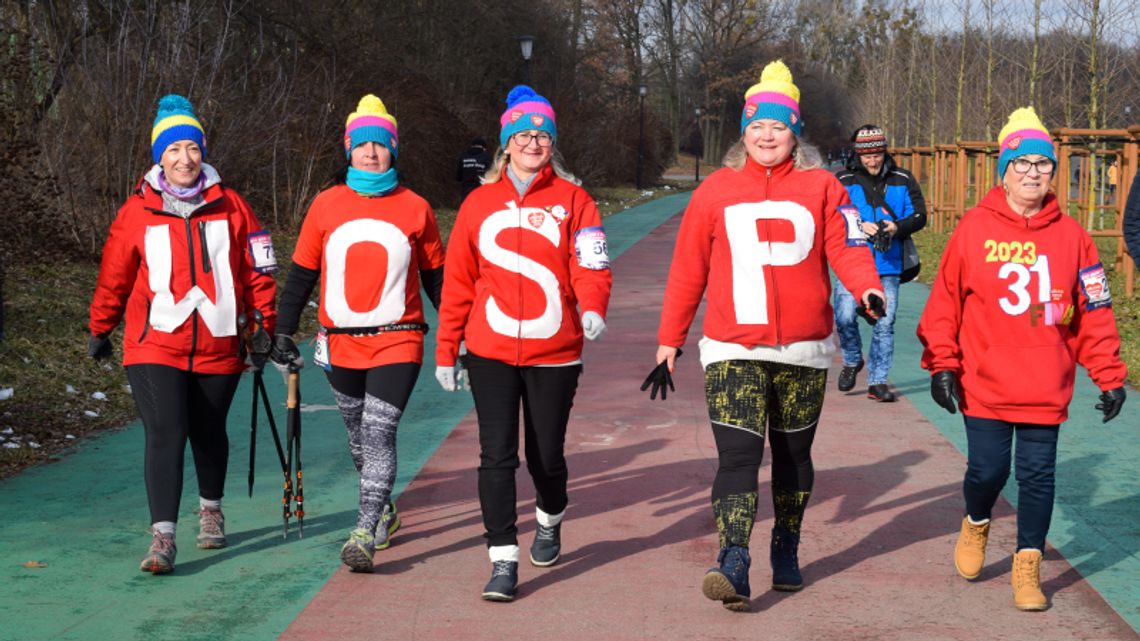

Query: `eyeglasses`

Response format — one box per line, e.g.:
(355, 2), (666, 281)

(511, 132), (553, 148)
(1010, 158), (1055, 175)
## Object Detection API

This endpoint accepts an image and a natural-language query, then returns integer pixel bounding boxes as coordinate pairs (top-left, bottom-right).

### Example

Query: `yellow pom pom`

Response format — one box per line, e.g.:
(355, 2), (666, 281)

(999, 106), (1047, 143)
(744, 59), (800, 103)
(356, 94), (387, 116)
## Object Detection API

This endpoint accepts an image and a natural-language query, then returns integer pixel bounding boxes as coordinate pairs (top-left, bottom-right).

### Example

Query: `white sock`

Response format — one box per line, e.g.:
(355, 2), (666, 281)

(152, 521), (176, 536)
(488, 544), (520, 563)
(967, 515), (990, 525)
(536, 507), (564, 527)
(200, 497), (221, 511)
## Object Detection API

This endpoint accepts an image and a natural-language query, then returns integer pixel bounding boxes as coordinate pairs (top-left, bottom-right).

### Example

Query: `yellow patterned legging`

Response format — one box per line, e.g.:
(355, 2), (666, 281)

(705, 359), (826, 548)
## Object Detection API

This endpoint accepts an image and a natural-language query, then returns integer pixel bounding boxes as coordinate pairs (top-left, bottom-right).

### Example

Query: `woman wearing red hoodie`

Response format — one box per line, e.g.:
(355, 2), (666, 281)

(652, 61), (884, 611)
(88, 94), (277, 574)
(918, 107), (1127, 611)
(435, 85), (612, 601)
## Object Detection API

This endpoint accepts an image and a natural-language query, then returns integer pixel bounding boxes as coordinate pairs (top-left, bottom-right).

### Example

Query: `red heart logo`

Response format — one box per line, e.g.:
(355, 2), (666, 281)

(745, 104), (757, 118)
(531, 115), (545, 126)
(1007, 135), (1022, 150)
(510, 110), (523, 123)
(528, 211), (545, 228)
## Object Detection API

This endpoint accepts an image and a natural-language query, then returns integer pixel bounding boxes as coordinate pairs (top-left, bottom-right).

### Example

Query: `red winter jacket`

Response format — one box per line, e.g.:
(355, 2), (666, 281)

(89, 175), (277, 374)
(437, 165), (612, 366)
(917, 186), (1126, 424)
(657, 157), (882, 349)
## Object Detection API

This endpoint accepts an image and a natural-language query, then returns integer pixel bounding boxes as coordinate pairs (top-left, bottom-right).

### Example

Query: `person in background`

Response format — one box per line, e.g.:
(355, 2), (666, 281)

(833, 125), (927, 401)
(918, 106), (1126, 612)
(271, 94), (444, 573)
(89, 94), (277, 574)
(456, 137), (493, 204)
(651, 61), (884, 611)
(1124, 165), (1140, 261)
(435, 85), (612, 602)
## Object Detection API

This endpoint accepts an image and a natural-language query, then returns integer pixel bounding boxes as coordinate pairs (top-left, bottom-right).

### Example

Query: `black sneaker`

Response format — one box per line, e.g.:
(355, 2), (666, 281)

(529, 522), (561, 567)
(702, 545), (751, 611)
(867, 384), (896, 402)
(482, 560), (518, 602)
(770, 527), (803, 591)
(837, 361), (864, 392)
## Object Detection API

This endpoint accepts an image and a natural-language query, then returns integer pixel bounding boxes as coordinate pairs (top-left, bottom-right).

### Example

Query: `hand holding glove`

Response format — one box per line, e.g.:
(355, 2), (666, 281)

(856, 290), (887, 326)
(88, 334), (113, 360)
(931, 370), (961, 414)
(269, 334), (304, 372)
(436, 344), (471, 392)
(641, 347), (682, 401)
(582, 311), (607, 341)
(870, 221), (893, 252)
(1095, 387), (1125, 423)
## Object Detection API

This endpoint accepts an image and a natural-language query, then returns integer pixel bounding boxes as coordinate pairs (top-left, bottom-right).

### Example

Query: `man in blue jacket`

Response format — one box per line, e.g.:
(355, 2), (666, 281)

(833, 125), (927, 401)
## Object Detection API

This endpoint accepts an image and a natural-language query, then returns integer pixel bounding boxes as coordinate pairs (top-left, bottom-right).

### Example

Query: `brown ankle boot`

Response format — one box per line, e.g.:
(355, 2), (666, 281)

(954, 516), (990, 579)
(1011, 549), (1048, 611)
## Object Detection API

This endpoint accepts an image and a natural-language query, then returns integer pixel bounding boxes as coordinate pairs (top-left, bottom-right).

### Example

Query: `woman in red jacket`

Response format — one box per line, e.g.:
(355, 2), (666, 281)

(271, 94), (445, 573)
(435, 85), (612, 601)
(651, 61), (884, 611)
(918, 106), (1126, 611)
(88, 94), (278, 574)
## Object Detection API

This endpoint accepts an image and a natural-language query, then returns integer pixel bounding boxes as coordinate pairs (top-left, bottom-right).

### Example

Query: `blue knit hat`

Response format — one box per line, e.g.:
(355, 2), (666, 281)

(151, 94), (206, 163)
(499, 85), (557, 148)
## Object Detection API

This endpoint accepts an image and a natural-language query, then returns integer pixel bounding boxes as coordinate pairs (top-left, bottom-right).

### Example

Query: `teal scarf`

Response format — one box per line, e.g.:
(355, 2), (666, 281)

(346, 166), (398, 196)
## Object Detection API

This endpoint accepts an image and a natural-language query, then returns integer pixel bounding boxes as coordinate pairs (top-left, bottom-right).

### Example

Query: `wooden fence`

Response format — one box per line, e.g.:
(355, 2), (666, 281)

(891, 125), (1140, 296)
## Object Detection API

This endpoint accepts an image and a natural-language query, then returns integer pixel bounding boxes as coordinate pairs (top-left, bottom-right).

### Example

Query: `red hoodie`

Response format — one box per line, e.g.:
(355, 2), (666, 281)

(917, 186), (1126, 424)
(89, 177), (277, 374)
(436, 165), (612, 367)
(657, 157), (881, 349)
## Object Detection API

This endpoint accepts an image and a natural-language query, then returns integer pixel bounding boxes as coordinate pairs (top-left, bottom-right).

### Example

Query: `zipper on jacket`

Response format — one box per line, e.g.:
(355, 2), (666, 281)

(184, 217), (199, 371)
(516, 198), (524, 365)
(763, 167), (783, 343)
(138, 299), (152, 343)
(198, 221), (212, 274)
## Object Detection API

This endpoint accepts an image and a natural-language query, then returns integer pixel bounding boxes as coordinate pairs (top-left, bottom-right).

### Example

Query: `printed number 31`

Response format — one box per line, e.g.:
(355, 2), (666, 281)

(998, 255), (1051, 315)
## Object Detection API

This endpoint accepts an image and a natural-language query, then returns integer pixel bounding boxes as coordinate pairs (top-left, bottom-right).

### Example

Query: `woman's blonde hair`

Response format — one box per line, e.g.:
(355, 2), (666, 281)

(722, 136), (824, 171)
(482, 145), (581, 186)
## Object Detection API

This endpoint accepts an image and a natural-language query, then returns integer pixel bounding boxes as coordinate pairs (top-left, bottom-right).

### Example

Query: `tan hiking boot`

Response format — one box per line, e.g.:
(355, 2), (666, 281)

(1012, 548), (1048, 611)
(954, 516), (990, 579)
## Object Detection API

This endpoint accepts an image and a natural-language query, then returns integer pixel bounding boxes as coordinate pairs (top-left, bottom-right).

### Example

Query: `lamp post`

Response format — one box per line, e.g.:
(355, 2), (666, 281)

(637, 83), (647, 190)
(694, 107), (702, 182)
(517, 35), (534, 85)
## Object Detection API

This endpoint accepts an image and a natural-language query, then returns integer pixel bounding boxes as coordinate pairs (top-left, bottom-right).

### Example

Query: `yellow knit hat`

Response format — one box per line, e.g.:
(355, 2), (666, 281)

(344, 94), (399, 159)
(741, 60), (802, 135)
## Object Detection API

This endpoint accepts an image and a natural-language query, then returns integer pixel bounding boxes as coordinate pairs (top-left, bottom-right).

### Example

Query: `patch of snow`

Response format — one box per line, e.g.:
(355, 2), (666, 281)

(66, 385), (78, 394)
(91, 391), (107, 401)
(84, 410), (99, 418)
(0, 388), (13, 401)
(3, 442), (18, 449)
(28, 442), (40, 449)
(1, 427), (13, 435)
(65, 434), (76, 440)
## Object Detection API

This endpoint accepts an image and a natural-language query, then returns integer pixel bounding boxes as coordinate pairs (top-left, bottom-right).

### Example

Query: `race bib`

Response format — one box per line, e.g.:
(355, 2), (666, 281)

(838, 205), (867, 247)
(574, 226), (610, 270)
(1078, 263), (1112, 310)
(313, 329), (331, 371)
(248, 231), (278, 274)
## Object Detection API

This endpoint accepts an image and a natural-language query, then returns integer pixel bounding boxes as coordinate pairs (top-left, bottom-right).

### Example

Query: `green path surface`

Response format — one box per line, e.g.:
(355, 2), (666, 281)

(857, 277), (1140, 631)
(0, 192), (689, 641)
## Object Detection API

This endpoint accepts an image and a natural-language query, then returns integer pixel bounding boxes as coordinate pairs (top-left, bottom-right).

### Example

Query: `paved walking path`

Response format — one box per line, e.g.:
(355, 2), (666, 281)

(2, 192), (1136, 641)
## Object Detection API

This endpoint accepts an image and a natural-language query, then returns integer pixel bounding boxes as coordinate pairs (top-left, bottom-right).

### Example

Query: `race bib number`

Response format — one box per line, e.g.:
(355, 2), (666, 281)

(838, 205), (867, 247)
(574, 226), (610, 270)
(248, 231), (278, 274)
(313, 328), (331, 371)
(1079, 263), (1112, 310)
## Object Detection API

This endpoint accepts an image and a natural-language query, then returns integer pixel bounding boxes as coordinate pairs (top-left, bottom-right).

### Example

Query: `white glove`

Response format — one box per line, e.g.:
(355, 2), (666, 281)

(435, 366), (457, 392)
(582, 311), (606, 341)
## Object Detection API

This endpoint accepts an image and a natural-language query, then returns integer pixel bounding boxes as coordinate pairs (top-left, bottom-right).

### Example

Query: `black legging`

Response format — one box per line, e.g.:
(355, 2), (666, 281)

(127, 364), (241, 523)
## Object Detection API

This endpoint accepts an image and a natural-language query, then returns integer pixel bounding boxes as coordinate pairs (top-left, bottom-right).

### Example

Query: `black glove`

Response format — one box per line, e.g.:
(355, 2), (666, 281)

(1095, 387), (1125, 423)
(931, 370), (961, 414)
(870, 221), (893, 252)
(269, 334), (303, 371)
(247, 324), (272, 372)
(856, 292), (886, 326)
(641, 349), (682, 401)
(88, 334), (113, 360)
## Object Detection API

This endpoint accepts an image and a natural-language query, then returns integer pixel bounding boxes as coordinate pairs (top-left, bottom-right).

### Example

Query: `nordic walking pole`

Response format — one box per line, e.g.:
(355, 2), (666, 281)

(289, 366), (304, 537)
(243, 310), (274, 497)
(282, 367), (298, 538)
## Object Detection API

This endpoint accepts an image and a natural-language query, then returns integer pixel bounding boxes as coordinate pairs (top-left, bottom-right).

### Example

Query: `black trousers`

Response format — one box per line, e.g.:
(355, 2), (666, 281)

(127, 364), (241, 523)
(465, 353), (581, 548)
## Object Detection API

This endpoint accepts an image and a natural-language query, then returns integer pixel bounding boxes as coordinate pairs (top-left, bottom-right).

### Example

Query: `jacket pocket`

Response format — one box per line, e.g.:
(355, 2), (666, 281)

(970, 343), (1075, 411)
(138, 299), (152, 343)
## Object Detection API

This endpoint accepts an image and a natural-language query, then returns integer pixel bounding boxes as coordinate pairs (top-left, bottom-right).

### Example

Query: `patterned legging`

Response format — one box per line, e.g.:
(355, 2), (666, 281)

(704, 359), (826, 548)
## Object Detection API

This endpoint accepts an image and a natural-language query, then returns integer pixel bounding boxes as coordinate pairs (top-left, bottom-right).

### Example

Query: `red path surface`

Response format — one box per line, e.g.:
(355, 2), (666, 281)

(282, 217), (1136, 641)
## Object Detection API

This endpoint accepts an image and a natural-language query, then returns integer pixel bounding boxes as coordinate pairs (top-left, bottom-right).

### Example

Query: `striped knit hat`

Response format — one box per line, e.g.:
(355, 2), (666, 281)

(741, 60), (802, 136)
(997, 107), (1055, 179)
(853, 125), (888, 155)
(344, 94), (399, 160)
(500, 85), (557, 148)
(151, 94), (206, 163)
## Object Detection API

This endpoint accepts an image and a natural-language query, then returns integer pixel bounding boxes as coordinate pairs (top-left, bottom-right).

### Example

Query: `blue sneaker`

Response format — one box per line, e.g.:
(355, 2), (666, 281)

(529, 522), (561, 567)
(702, 545), (751, 611)
(482, 560), (518, 602)
(771, 527), (803, 591)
